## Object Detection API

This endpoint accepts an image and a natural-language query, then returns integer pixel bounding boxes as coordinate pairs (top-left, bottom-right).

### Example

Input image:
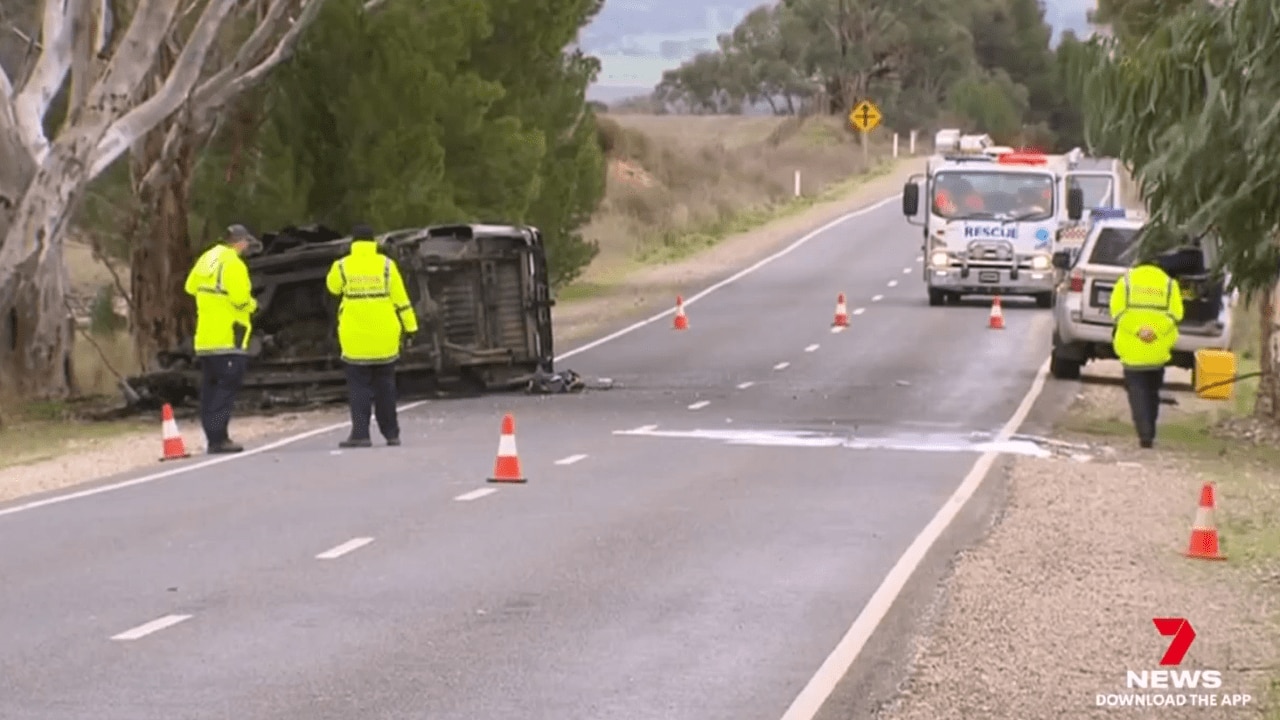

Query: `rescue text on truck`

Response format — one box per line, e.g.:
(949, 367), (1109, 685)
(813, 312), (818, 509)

(901, 133), (1084, 308)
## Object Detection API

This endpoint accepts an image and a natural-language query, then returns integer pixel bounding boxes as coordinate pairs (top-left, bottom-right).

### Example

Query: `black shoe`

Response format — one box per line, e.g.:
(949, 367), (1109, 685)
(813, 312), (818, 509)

(1139, 438), (1154, 449)
(208, 440), (244, 454)
(339, 437), (372, 448)
(386, 437), (401, 447)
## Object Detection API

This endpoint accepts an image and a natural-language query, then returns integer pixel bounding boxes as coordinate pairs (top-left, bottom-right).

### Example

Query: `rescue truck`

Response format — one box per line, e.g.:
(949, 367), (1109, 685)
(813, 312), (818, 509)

(902, 129), (1104, 307)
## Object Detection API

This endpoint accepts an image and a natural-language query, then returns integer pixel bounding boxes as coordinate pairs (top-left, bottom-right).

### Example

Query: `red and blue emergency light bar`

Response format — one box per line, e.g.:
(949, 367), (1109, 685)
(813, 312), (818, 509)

(996, 152), (1048, 166)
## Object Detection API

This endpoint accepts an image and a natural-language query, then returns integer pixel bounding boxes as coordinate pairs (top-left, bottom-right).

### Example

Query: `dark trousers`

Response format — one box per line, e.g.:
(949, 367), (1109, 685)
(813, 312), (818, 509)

(345, 362), (399, 441)
(199, 354), (248, 445)
(1122, 367), (1165, 445)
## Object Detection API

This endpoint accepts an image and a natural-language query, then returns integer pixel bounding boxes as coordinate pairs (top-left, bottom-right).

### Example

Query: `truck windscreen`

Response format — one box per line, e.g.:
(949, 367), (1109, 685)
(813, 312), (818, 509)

(1087, 227), (1140, 265)
(931, 171), (1055, 222)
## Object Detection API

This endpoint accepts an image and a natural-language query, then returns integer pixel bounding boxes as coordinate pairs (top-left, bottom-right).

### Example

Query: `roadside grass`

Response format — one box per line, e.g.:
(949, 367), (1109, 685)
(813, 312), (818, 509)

(1061, 303), (1280, 713)
(568, 114), (895, 296)
(0, 397), (151, 471)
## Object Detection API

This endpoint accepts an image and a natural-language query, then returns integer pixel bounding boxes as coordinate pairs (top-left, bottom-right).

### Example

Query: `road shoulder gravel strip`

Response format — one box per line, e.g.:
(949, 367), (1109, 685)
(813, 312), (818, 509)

(874, 363), (1280, 720)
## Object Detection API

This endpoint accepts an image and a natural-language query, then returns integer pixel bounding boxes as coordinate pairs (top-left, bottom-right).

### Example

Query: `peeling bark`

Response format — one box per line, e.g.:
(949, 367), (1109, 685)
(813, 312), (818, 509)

(1255, 285), (1280, 422)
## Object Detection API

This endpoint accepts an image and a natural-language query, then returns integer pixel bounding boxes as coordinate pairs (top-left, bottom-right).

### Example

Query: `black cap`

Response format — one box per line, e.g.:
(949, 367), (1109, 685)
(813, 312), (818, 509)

(226, 224), (262, 253)
(351, 223), (375, 239)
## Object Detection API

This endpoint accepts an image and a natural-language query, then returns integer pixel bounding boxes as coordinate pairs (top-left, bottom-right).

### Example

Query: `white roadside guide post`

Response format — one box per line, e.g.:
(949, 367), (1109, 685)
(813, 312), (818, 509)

(794, 169), (801, 197)
(910, 129), (917, 155)
(892, 133), (899, 158)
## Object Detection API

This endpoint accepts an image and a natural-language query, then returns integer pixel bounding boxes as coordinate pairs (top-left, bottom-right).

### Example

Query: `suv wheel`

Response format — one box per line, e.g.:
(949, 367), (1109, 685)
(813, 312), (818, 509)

(1035, 292), (1053, 309)
(1050, 354), (1082, 380)
(928, 288), (946, 306)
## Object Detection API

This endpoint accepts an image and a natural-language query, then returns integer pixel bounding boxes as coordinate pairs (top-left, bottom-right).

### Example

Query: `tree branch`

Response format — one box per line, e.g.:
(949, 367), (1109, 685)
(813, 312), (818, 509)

(82, 0), (185, 124)
(189, 0), (299, 106)
(68, 0), (103, 122)
(12, 0), (76, 162)
(88, 0), (238, 180)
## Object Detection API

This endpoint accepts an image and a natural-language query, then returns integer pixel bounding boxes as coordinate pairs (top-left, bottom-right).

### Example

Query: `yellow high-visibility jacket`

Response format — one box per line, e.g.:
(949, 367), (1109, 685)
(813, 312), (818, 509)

(1109, 263), (1184, 369)
(184, 243), (257, 355)
(325, 240), (419, 364)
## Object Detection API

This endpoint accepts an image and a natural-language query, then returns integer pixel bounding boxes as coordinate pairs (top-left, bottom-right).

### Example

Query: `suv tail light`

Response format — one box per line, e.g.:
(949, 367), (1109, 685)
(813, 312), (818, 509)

(1069, 271), (1084, 293)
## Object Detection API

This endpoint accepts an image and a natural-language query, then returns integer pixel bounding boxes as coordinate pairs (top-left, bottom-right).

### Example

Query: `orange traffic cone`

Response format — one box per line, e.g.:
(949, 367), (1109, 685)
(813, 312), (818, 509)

(488, 413), (526, 484)
(673, 295), (689, 330)
(1185, 482), (1226, 560)
(832, 293), (849, 327)
(988, 296), (1005, 329)
(159, 403), (190, 461)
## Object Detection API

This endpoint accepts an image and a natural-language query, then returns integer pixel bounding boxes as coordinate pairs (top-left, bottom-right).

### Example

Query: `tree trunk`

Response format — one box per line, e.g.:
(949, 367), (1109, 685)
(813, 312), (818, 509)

(128, 122), (200, 371)
(1255, 284), (1280, 422)
(0, 153), (89, 398)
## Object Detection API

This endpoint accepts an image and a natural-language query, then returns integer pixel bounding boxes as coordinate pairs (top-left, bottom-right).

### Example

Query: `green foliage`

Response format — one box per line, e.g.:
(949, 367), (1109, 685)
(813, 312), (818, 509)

(190, 0), (606, 288)
(648, 0), (1085, 150)
(1075, 0), (1280, 296)
(89, 284), (127, 335)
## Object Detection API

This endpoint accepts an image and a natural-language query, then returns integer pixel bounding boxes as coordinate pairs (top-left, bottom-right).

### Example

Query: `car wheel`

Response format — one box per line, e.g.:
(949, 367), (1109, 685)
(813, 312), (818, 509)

(1035, 293), (1053, 309)
(1050, 354), (1082, 380)
(928, 289), (946, 306)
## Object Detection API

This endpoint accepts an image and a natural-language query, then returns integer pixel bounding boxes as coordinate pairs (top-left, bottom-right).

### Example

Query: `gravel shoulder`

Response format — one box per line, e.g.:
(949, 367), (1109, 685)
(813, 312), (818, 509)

(874, 359), (1280, 719)
(0, 159), (921, 504)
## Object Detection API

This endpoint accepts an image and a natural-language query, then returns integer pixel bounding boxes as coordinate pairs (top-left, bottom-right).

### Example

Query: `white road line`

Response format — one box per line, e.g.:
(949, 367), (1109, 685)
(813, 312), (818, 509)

(887, 279), (898, 287)
(804, 344), (819, 352)
(852, 307), (866, 315)
(736, 381), (755, 389)
(829, 326), (845, 334)
(554, 454), (588, 465)
(687, 400), (711, 410)
(0, 194), (903, 519)
(773, 362), (790, 370)
(315, 537), (374, 559)
(915, 255), (924, 262)
(871, 295), (883, 302)
(902, 267), (912, 274)
(777, 359), (1053, 720)
(454, 488), (499, 501)
(111, 614), (192, 641)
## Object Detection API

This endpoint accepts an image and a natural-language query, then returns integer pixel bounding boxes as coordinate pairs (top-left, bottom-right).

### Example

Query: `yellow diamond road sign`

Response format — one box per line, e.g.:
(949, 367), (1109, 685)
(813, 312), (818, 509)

(849, 101), (881, 132)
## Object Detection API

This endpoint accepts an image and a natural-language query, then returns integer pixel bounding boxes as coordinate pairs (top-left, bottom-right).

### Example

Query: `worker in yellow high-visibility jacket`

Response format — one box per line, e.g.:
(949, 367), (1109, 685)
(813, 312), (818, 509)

(184, 224), (261, 454)
(326, 224), (420, 448)
(1109, 252), (1184, 449)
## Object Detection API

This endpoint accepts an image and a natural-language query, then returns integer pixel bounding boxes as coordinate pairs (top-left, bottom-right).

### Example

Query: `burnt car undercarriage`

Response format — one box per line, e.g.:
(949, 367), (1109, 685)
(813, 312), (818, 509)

(121, 223), (561, 412)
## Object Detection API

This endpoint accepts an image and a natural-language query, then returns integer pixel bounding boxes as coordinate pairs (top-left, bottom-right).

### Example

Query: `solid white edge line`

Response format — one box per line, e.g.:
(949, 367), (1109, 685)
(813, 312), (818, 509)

(111, 613), (193, 641)
(0, 194), (903, 519)
(554, 454), (588, 465)
(687, 400), (711, 410)
(315, 536), (374, 559)
(454, 488), (499, 501)
(777, 358), (1052, 720)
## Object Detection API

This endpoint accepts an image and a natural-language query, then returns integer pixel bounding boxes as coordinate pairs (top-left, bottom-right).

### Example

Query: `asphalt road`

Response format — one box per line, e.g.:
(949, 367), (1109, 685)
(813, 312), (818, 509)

(0, 194), (1060, 720)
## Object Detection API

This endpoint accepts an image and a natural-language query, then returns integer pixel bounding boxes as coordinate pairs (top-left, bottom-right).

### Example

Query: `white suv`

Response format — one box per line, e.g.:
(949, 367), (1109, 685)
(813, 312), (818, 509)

(1048, 217), (1235, 380)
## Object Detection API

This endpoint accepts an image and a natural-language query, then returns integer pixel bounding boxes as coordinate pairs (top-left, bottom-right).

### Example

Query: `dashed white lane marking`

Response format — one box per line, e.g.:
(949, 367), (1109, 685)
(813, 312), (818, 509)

(829, 325), (845, 334)
(773, 361), (790, 370)
(903, 267), (912, 274)
(804, 344), (819, 352)
(853, 307), (866, 315)
(554, 454), (588, 465)
(111, 614), (192, 641)
(871, 295), (883, 302)
(455, 488), (498, 501)
(316, 537), (374, 559)
(688, 400), (711, 410)
(915, 255), (924, 262)
(736, 381), (755, 389)
(777, 359), (1054, 720)
(887, 279), (898, 287)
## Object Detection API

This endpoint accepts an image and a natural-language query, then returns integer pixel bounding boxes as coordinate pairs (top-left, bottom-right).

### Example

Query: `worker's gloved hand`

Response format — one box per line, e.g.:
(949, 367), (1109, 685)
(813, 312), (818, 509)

(1137, 326), (1157, 343)
(403, 332), (417, 348)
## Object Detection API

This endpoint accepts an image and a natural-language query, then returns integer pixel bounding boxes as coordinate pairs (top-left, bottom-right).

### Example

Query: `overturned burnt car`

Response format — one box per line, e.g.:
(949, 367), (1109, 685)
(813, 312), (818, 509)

(122, 223), (556, 410)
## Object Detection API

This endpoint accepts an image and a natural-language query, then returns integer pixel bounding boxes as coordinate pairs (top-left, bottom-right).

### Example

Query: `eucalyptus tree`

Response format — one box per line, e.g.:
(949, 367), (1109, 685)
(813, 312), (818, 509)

(1073, 0), (1280, 418)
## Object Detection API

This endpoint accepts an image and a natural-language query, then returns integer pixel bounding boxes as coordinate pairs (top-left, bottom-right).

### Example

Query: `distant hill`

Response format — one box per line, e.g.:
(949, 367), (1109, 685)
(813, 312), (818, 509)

(583, 0), (1100, 102)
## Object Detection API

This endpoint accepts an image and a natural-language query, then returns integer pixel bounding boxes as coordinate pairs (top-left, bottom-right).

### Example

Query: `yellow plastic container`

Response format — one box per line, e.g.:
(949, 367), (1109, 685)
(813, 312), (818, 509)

(1193, 348), (1237, 401)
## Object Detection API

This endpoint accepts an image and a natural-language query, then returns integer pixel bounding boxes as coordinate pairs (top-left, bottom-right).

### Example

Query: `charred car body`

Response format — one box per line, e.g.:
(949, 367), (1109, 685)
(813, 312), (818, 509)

(123, 223), (556, 410)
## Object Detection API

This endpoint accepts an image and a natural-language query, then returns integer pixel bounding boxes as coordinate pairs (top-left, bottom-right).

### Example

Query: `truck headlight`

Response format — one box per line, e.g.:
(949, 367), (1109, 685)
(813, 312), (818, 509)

(930, 251), (950, 268)
(1030, 254), (1050, 270)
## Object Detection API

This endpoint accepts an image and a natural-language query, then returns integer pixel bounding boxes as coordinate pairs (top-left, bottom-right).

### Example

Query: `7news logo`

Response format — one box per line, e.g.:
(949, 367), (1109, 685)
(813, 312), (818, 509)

(1127, 618), (1221, 689)
(1095, 617), (1253, 709)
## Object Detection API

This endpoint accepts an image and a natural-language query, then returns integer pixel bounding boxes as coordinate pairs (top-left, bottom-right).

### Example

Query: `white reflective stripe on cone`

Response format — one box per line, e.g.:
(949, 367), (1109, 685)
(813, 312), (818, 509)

(497, 434), (518, 456)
